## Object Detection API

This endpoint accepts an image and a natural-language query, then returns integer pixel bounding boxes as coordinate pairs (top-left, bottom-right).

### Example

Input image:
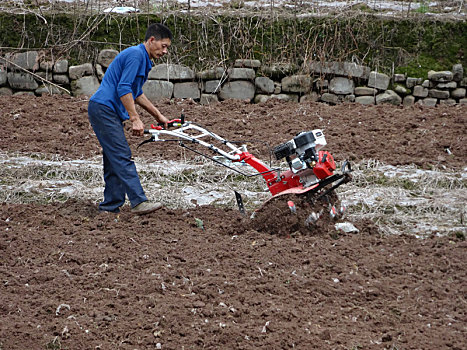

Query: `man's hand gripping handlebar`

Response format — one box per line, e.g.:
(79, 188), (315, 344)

(143, 114), (185, 134)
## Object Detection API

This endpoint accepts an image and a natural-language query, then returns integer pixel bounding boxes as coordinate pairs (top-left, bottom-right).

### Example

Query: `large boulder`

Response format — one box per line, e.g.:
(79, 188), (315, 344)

(219, 81), (255, 101)
(451, 88), (466, 99)
(53, 74), (70, 85)
(308, 61), (370, 79)
(428, 89), (449, 99)
(452, 64), (463, 82)
(418, 97), (437, 107)
(413, 85), (429, 98)
(204, 80), (221, 93)
(439, 99), (456, 106)
(354, 86), (377, 96)
(355, 96), (375, 105)
(69, 63), (94, 80)
(54, 59), (69, 74)
(281, 75), (313, 93)
(227, 68), (256, 80)
(436, 82), (457, 89)
(5, 51), (38, 71)
(375, 90), (402, 105)
(7, 72), (39, 90)
(71, 76), (100, 96)
(234, 59), (261, 68)
(320, 93), (339, 104)
(196, 67), (225, 80)
(173, 82), (200, 99)
(427, 70), (453, 82)
(403, 95), (415, 107)
(149, 64), (195, 81)
(97, 49), (119, 68)
(368, 71), (390, 90)
(329, 77), (354, 95)
(142, 80), (174, 100)
(255, 77), (274, 94)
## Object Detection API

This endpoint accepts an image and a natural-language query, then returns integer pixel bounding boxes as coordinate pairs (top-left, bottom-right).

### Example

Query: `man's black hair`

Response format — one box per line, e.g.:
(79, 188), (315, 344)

(145, 23), (173, 42)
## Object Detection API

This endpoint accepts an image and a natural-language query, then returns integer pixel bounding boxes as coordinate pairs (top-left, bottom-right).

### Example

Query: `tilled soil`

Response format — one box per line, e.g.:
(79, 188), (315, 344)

(1, 95), (465, 169)
(0, 95), (466, 349)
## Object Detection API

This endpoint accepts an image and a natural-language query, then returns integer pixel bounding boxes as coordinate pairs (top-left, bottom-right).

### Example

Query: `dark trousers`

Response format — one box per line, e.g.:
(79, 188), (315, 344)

(88, 101), (147, 212)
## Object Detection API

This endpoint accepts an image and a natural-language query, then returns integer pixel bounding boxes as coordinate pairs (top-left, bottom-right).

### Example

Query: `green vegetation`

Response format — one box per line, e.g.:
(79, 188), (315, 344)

(0, 12), (464, 74)
(415, 1), (430, 14)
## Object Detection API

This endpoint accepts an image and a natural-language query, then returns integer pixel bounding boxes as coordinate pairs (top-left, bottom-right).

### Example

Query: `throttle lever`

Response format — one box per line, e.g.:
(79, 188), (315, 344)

(150, 116), (184, 130)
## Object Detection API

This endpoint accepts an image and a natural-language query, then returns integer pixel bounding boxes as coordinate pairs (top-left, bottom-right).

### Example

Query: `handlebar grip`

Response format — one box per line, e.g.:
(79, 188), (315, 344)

(149, 116), (186, 130)
(144, 129), (150, 134)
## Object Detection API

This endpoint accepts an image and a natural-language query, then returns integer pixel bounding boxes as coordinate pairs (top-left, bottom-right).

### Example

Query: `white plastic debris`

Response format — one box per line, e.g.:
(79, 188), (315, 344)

(103, 7), (140, 14)
(261, 321), (270, 333)
(55, 303), (70, 315)
(335, 222), (359, 233)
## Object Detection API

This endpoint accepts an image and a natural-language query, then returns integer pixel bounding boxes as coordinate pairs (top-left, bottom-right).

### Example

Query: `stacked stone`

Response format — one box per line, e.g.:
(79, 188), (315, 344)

(254, 62), (301, 103)
(0, 51), (69, 96)
(306, 61), (371, 105)
(300, 61), (465, 106)
(305, 61), (404, 106)
(1, 49), (466, 107)
(393, 64), (466, 107)
(144, 63), (198, 101)
(198, 59), (261, 104)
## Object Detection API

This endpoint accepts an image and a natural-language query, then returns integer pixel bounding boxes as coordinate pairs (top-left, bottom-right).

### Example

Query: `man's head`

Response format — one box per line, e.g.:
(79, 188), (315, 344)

(145, 23), (173, 42)
(144, 23), (172, 60)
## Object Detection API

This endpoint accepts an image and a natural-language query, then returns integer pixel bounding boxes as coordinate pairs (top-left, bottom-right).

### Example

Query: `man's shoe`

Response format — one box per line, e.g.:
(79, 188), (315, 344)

(131, 201), (163, 215)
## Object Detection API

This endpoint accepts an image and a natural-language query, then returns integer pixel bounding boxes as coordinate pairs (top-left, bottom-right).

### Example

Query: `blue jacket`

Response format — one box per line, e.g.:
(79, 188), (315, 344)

(90, 44), (153, 121)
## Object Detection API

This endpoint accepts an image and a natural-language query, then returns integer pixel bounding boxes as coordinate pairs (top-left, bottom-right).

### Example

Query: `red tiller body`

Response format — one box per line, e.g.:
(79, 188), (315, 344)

(238, 151), (308, 196)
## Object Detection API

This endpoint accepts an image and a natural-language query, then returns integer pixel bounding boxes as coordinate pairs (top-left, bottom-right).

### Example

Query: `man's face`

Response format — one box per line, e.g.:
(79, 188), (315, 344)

(147, 37), (171, 60)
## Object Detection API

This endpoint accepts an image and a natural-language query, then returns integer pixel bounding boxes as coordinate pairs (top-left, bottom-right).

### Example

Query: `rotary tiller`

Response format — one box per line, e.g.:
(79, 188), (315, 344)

(140, 116), (352, 216)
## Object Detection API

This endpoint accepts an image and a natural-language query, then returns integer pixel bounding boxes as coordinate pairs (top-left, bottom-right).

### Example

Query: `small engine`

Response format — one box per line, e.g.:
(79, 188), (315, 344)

(273, 130), (336, 181)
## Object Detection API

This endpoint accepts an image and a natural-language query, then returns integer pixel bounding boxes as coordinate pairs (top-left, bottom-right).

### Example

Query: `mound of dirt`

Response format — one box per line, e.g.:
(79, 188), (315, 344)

(250, 191), (342, 237)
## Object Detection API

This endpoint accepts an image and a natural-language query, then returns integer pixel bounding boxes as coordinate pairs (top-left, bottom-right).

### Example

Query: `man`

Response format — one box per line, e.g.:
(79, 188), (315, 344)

(88, 23), (172, 214)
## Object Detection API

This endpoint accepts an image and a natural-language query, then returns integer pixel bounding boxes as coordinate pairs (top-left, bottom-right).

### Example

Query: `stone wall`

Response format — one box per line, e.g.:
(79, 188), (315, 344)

(1, 50), (466, 107)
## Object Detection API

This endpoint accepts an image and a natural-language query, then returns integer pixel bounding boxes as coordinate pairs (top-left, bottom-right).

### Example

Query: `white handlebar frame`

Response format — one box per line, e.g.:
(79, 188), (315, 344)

(145, 122), (247, 161)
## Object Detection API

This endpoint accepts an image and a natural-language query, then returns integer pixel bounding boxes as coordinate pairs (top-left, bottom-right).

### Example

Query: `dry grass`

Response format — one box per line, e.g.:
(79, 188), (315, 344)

(338, 160), (466, 236)
(1, 151), (465, 236)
